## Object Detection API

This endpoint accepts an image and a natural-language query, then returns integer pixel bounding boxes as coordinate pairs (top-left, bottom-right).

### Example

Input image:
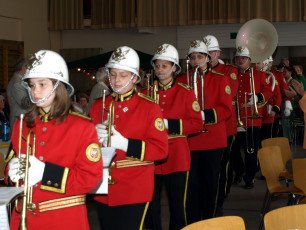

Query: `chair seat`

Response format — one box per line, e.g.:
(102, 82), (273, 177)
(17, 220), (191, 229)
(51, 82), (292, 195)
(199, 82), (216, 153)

(269, 185), (303, 195)
(279, 170), (293, 180)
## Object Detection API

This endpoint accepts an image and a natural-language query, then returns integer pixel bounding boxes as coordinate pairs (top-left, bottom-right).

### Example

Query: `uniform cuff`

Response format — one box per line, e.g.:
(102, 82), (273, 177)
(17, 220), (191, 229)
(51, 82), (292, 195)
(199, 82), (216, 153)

(41, 162), (69, 194)
(168, 119), (183, 135)
(126, 139), (146, 161)
(204, 109), (217, 125)
(272, 105), (280, 114)
(257, 93), (265, 104)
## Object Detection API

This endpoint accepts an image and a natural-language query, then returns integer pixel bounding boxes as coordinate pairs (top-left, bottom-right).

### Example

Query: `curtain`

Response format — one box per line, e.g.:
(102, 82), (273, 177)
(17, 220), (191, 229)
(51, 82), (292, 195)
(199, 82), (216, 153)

(91, 0), (136, 29)
(49, 0), (84, 30)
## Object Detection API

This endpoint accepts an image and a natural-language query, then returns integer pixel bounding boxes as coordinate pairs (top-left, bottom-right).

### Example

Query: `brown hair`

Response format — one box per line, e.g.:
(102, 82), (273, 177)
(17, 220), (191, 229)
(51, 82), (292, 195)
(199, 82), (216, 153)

(26, 79), (74, 127)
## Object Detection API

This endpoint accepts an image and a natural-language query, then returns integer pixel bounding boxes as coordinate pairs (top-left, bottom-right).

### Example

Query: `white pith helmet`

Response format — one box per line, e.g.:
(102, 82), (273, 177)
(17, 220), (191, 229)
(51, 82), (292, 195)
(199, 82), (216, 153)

(23, 50), (74, 96)
(105, 46), (141, 83)
(187, 40), (211, 60)
(235, 46), (251, 59)
(203, 35), (221, 52)
(151, 43), (181, 74)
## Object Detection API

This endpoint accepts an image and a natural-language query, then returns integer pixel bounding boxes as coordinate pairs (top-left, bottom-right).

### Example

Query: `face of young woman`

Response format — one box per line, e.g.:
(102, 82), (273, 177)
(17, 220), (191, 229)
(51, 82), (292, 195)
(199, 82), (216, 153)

(109, 68), (137, 94)
(154, 59), (176, 82)
(189, 52), (208, 68)
(29, 78), (56, 112)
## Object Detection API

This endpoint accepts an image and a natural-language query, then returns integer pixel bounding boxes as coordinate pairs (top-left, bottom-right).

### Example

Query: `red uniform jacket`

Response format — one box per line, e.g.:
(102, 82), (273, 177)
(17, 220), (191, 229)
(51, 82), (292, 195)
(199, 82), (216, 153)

(8, 112), (102, 230)
(262, 72), (281, 124)
(236, 67), (273, 127)
(271, 69), (291, 119)
(145, 80), (202, 175)
(212, 62), (239, 136)
(177, 68), (232, 150)
(90, 89), (168, 206)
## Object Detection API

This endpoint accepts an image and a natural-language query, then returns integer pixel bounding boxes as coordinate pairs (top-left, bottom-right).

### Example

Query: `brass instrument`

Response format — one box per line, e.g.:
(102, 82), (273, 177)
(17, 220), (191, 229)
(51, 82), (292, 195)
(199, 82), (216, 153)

(106, 101), (116, 184)
(152, 80), (159, 104)
(186, 59), (190, 86)
(200, 72), (209, 132)
(15, 130), (37, 230)
(192, 66), (200, 99)
(236, 93), (245, 128)
(248, 67), (262, 119)
(146, 74), (151, 96)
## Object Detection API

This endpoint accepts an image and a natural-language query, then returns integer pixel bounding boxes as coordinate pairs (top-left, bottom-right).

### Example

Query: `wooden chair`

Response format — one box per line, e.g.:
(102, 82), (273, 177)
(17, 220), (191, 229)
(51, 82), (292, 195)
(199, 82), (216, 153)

(258, 146), (303, 230)
(181, 216), (246, 230)
(292, 159), (306, 203)
(264, 204), (306, 230)
(261, 137), (293, 183)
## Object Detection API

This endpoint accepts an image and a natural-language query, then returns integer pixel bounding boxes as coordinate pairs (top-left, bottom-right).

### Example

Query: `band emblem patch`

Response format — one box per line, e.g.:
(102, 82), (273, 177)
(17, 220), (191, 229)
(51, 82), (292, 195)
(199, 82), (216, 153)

(192, 101), (201, 112)
(86, 143), (101, 162)
(154, 118), (165, 131)
(225, 85), (231, 95)
(230, 73), (237, 80)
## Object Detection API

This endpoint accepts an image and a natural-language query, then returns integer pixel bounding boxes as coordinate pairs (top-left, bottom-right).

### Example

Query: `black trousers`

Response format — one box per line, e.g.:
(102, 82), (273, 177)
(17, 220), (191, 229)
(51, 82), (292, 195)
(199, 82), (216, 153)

(272, 117), (281, 137)
(231, 127), (261, 183)
(186, 148), (223, 224)
(145, 172), (188, 230)
(216, 136), (234, 212)
(97, 202), (148, 230)
(226, 135), (236, 195)
(260, 123), (273, 147)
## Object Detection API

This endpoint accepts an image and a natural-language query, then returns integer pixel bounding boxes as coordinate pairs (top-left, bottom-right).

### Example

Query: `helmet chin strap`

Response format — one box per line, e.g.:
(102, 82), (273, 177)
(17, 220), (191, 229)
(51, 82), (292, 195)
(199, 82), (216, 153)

(154, 64), (175, 78)
(27, 80), (60, 104)
(108, 73), (135, 93)
(236, 57), (250, 69)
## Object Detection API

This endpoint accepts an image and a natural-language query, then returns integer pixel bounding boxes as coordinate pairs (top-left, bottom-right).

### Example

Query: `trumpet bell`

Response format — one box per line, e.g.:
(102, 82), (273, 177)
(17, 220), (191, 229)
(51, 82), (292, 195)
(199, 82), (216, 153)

(236, 19), (278, 63)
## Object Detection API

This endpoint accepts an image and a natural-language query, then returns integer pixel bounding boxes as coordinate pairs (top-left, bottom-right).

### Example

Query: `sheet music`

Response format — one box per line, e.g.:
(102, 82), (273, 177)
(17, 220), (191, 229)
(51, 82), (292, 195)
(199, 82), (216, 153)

(0, 187), (23, 230)
(90, 147), (116, 194)
(0, 205), (9, 230)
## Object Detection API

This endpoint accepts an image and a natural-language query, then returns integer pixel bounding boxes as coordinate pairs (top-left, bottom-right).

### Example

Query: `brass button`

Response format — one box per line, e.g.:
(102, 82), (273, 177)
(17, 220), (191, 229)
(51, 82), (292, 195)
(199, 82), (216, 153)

(115, 115), (119, 118)
(54, 183), (59, 187)
(118, 105), (121, 108)
(47, 180), (52, 185)
(162, 102), (165, 105)
(32, 213), (37, 216)
(39, 156), (44, 161)
(163, 95), (166, 97)
(42, 127), (47, 132)
(40, 142), (45, 146)
(161, 109), (164, 111)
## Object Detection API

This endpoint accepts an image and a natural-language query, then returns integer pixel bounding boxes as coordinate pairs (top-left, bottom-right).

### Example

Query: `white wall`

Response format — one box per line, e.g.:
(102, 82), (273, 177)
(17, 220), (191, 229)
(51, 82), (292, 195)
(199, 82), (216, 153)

(0, 0), (50, 55)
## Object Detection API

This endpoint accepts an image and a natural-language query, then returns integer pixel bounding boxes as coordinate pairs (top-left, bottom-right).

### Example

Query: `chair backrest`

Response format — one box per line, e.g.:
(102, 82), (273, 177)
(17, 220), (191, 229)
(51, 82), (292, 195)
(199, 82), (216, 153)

(261, 137), (292, 167)
(258, 146), (284, 192)
(0, 153), (5, 178)
(181, 216), (246, 230)
(292, 159), (306, 196)
(264, 204), (306, 229)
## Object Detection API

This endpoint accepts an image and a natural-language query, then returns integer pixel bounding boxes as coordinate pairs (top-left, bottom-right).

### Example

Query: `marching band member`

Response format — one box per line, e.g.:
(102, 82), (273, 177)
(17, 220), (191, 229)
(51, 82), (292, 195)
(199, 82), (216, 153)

(145, 44), (203, 230)
(253, 59), (281, 142)
(177, 40), (232, 222)
(203, 35), (239, 216)
(231, 46), (272, 189)
(269, 57), (292, 137)
(89, 46), (168, 230)
(6, 50), (102, 230)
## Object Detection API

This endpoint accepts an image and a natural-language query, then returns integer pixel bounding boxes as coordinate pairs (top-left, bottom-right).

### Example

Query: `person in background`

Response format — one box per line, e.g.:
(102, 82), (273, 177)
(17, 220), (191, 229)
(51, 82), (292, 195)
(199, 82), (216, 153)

(0, 95), (9, 125)
(90, 46), (168, 230)
(7, 58), (31, 128)
(77, 92), (89, 115)
(293, 65), (306, 90)
(87, 67), (110, 114)
(6, 50), (102, 230)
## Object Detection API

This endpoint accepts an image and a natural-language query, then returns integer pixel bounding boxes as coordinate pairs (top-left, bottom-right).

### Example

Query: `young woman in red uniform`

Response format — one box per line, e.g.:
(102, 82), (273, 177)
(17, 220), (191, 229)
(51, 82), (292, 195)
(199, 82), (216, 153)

(89, 46), (168, 230)
(145, 44), (202, 230)
(7, 50), (102, 230)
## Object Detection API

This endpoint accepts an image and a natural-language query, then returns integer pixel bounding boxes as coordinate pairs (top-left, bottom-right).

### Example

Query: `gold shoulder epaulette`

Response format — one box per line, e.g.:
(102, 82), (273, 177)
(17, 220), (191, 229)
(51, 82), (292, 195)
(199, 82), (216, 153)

(178, 82), (191, 90)
(70, 111), (92, 121)
(212, 70), (225, 76)
(137, 92), (155, 103)
(226, 63), (238, 69)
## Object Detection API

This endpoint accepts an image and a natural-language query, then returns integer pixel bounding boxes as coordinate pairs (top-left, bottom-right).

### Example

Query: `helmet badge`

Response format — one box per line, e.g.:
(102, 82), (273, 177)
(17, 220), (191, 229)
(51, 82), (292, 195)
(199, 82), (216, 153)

(190, 40), (201, 48)
(27, 51), (46, 71)
(203, 37), (211, 46)
(155, 44), (169, 55)
(112, 47), (130, 62)
(237, 46), (244, 54)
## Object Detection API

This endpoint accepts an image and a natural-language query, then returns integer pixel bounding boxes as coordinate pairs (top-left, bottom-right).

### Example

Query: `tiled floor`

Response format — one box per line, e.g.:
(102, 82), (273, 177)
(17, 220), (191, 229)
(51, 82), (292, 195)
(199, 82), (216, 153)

(87, 143), (306, 230)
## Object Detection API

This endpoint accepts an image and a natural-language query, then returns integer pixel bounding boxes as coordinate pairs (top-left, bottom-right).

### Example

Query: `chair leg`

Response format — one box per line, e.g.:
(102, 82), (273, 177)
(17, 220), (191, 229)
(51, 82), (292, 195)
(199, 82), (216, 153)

(259, 194), (272, 230)
(260, 189), (269, 214)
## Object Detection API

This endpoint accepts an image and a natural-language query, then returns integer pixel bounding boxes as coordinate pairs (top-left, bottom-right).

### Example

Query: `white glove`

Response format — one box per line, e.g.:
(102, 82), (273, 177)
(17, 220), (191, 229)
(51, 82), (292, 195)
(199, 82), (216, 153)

(163, 119), (168, 129)
(8, 157), (23, 182)
(267, 104), (272, 115)
(95, 121), (108, 144)
(248, 93), (258, 105)
(201, 111), (205, 121)
(26, 154), (45, 186)
(284, 100), (293, 117)
(106, 126), (128, 152)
